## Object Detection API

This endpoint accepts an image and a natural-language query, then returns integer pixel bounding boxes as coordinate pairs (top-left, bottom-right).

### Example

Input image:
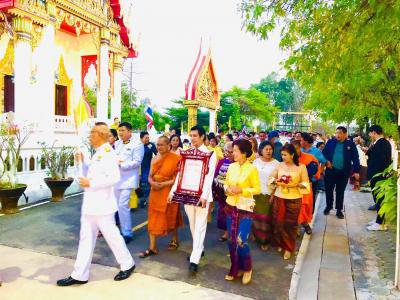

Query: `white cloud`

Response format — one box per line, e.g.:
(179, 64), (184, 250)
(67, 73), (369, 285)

(130, 0), (286, 110)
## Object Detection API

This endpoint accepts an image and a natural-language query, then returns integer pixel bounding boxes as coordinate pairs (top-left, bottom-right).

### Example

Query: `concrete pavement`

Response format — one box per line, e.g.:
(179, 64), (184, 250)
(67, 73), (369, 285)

(295, 188), (400, 300)
(0, 245), (250, 300)
(0, 194), (297, 299)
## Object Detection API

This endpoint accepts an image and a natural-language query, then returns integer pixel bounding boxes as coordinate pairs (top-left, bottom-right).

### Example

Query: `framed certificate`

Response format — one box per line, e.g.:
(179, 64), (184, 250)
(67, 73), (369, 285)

(171, 148), (213, 205)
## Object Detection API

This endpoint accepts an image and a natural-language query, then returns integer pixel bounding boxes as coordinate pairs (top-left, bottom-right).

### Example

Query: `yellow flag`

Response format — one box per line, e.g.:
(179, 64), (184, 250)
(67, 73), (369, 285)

(74, 96), (90, 129)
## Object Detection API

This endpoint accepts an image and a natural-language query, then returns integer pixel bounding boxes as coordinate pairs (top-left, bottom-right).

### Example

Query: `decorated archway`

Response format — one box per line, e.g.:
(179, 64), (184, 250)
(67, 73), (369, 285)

(184, 43), (220, 133)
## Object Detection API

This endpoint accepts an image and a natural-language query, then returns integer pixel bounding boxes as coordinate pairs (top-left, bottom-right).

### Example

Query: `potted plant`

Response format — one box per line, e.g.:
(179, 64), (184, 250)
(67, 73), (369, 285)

(39, 141), (75, 202)
(0, 113), (31, 214)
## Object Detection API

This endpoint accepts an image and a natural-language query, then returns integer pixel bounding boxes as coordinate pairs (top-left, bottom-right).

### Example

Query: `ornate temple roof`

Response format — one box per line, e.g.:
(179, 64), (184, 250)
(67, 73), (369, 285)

(185, 40), (219, 110)
(0, 0), (137, 57)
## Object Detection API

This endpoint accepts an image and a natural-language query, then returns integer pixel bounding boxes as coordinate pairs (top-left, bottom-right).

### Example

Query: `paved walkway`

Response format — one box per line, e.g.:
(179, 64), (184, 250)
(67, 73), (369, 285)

(0, 194), (296, 299)
(0, 245), (250, 300)
(295, 188), (400, 300)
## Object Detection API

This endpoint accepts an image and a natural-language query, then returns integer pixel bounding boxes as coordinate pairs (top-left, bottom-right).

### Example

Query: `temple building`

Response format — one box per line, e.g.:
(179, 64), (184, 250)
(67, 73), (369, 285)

(0, 0), (137, 203)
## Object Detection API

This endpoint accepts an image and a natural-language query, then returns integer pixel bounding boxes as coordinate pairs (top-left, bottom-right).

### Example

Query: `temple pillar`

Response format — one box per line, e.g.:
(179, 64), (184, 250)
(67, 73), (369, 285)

(97, 28), (110, 121)
(13, 16), (33, 123)
(38, 1), (56, 131)
(111, 54), (123, 120)
(209, 109), (217, 133)
(185, 102), (199, 132)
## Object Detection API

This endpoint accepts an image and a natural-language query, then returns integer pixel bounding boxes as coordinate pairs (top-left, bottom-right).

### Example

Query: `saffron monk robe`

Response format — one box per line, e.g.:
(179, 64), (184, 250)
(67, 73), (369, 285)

(139, 136), (183, 258)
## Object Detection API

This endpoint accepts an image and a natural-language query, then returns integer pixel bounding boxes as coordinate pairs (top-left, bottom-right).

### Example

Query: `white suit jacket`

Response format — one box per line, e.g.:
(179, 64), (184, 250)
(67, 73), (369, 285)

(81, 143), (120, 215)
(114, 138), (144, 190)
(170, 144), (216, 202)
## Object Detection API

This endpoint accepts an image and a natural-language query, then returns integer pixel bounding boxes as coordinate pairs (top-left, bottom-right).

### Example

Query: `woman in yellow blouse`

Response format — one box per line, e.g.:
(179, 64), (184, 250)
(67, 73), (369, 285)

(269, 144), (310, 260)
(208, 135), (224, 161)
(248, 137), (259, 162)
(224, 139), (261, 284)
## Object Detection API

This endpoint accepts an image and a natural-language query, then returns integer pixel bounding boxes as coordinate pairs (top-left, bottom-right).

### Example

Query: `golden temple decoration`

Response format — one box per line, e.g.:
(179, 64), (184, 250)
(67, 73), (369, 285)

(185, 102), (199, 133)
(113, 53), (123, 70)
(109, 51), (114, 95)
(9, 0), (48, 24)
(12, 16), (33, 41)
(100, 27), (110, 44)
(0, 40), (14, 115)
(56, 56), (72, 87)
(54, 0), (108, 27)
(46, 1), (57, 19)
(195, 66), (218, 110)
(30, 23), (43, 49)
(184, 46), (220, 130)
(0, 40), (14, 76)
(55, 56), (72, 114)
(55, 8), (98, 37)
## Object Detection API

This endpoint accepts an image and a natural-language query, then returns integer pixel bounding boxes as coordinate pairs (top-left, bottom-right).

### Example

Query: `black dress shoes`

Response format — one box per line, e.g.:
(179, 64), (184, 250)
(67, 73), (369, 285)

(323, 207), (331, 215)
(114, 265), (136, 281)
(336, 211), (345, 219)
(57, 276), (88, 287)
(189, 263), (198, 273)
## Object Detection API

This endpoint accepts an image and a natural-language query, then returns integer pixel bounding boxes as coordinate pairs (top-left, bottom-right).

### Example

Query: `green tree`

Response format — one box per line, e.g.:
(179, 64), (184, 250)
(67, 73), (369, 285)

(241, 0), (400, 137)
(251, 73), (306, 125)
(84, 85), (97, 117)
(219, 86), (278, 129)
(165, 100), (209, 131)
(121, 84), (146, 130)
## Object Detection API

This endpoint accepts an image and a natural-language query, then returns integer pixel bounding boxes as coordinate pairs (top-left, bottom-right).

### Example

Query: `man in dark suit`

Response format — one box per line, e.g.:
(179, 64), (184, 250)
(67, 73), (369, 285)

(268, 130), (283, 161)
(365, 125), (392, 231)
(322, 126), (360, 219)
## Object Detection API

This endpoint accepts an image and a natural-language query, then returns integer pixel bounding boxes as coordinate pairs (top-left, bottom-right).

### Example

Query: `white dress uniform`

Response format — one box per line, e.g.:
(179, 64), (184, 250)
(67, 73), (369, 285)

(114, 138), (144, 238)
(169, 144), (216, 264)
(71, 143), (135, 281)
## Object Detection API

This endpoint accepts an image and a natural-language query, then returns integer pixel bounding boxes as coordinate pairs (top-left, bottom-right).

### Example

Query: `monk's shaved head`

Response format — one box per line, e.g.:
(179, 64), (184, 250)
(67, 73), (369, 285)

(158, 135), (170, 144)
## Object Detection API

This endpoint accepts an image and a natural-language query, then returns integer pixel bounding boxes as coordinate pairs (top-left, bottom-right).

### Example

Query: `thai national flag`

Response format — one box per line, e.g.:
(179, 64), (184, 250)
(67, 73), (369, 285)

(145, 106), (154, 129)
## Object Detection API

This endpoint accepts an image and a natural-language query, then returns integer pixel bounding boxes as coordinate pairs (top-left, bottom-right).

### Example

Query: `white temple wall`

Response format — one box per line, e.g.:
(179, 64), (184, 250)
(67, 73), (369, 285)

(53, 31), (98, 110)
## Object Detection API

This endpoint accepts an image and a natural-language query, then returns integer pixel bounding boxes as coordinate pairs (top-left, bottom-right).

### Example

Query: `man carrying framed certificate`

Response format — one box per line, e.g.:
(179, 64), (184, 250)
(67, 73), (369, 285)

(168, 125), (217, 273)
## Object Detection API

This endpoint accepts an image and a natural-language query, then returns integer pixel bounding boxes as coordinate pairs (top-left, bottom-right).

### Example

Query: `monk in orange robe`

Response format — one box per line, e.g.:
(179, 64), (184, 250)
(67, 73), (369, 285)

(139, 136), (183, 258)
(292, 140), (320, 235)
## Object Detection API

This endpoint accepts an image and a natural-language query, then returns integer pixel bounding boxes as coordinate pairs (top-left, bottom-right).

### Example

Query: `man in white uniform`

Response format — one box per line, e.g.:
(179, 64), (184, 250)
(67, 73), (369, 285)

(169, 125), (216, 273)
(57, 122), (135, 286)
(114, 122), (144, 243)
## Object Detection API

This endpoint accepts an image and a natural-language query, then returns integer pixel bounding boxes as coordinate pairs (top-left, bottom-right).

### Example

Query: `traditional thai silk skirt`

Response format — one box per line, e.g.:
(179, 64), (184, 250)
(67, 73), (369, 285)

(212, 182), (228, 231)
(252, 194), (272, 245)
(271, 196), (302, 253)
(225, 204), (253, 277)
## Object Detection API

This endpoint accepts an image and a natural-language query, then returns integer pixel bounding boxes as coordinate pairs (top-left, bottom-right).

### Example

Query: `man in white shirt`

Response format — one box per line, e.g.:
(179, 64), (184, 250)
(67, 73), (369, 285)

(57, 122), (135, 286)
(169, 125), (216, 273)
(114, 122), (144, 243)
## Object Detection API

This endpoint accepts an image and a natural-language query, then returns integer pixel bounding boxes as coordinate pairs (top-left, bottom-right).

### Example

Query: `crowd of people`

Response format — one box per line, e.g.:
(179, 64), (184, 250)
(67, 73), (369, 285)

(56, 119), (394, 287)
